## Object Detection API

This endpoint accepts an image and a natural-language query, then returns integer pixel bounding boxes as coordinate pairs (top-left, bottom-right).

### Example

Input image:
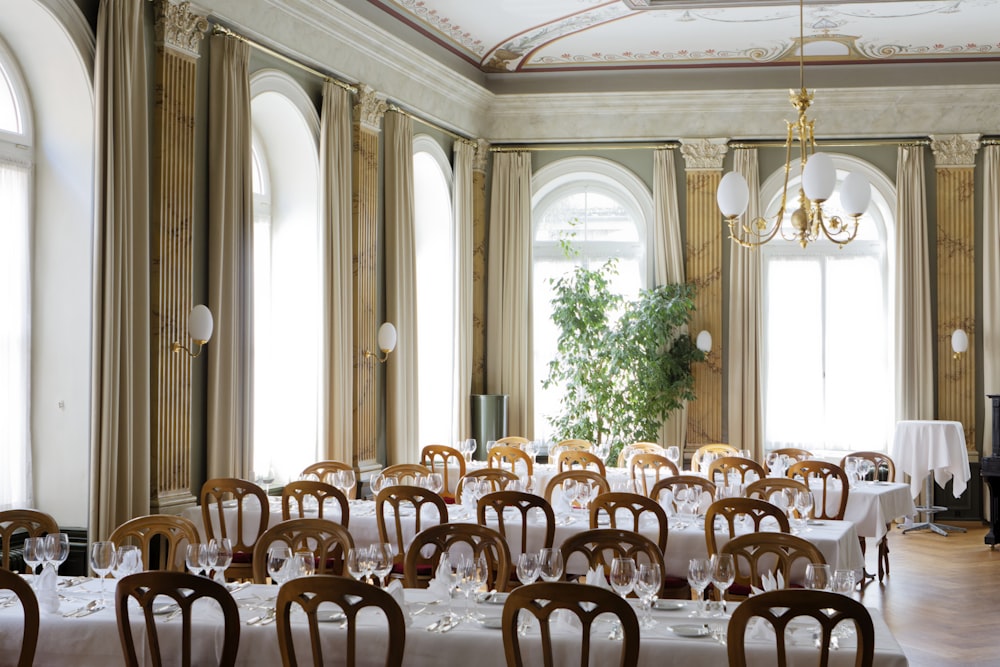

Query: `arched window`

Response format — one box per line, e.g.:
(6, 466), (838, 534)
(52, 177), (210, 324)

(760, 154), (895, 454)
(250, 71), (321, 483)
(531, 157), (652, 438)
(413, 135), (455, 446)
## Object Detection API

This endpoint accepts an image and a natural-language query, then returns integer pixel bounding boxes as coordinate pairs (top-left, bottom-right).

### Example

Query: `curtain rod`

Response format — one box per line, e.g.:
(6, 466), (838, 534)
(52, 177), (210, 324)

(729, 137), (931, 149)
(386, 104), (473, 143)
(491, 142), (679, 153)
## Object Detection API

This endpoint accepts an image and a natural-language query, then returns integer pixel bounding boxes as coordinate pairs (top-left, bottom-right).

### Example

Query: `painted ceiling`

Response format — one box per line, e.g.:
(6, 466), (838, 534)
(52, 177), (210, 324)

(365, 0), (1000, 74)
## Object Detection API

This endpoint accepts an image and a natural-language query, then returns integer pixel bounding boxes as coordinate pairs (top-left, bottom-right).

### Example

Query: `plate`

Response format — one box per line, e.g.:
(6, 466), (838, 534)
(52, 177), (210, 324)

(669, 624), (710, 638)
(807, 520), (825, 526)
(317, 612), (347, 623)
(478, 616), (503, 629)
(222, 500), (238, 508)
(654, 600), (685, 611)
(153, 603), (179, 615)
(485, 592), (509, 605)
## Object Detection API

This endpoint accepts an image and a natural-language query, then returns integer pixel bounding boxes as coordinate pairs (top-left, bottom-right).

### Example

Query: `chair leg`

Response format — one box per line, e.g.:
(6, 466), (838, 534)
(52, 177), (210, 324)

(878, 531), (890, 581)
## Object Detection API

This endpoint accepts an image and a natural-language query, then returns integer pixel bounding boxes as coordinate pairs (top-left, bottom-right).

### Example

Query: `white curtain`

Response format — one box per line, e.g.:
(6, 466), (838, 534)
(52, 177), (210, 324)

(984, 145), (1000, 451)
(652, 149), (688, 449)
(385, 111), (420, 464)
(0, 161), (31, 509)
(90, 0), (151, 541)
(452, 140), (474, 441)
(894, 146), (934, 421)
(206, 34), (254, 479)
(319, 82), (353, 463)
(727, 148), (763, 458)
(486, 151), (534, 437)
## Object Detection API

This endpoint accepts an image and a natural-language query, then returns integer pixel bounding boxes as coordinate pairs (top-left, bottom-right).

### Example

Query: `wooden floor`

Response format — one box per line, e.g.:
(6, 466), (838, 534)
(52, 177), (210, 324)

(858, 520), (999, 666)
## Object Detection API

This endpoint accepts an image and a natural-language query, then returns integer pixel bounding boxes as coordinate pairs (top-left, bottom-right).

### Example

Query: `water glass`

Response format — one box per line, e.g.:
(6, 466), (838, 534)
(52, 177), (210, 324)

(267, 545), (293, 585)
(425, 472), (444, 495)
(22, 537), (45, 579)
(804, 563), (832, 591)
(635, 563), (662, 628)
(515, 552), (540, 586)
(43, 533), (71, 574)
(186, 543), (208, 576)
(89, 541), (116, 606)
(832, 568), (856, 595)
(687, 557), (711, 616)
(346, 546), (373, 584)
(538, 548), (564, 582)
(795, 490), (815, 531)
(710, 553), (735, 615)
(609, 557), (636, 599)
(291, 550), (316, 579)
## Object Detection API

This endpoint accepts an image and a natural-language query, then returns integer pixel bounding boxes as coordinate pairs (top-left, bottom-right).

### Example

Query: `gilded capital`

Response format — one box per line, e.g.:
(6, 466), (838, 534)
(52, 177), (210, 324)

(931, 134), (981, 168)
(473, 139), (490, 173)
(680, 138), (729, 171)
(153, 0), (209, 58)
(354, 84), (388, 133)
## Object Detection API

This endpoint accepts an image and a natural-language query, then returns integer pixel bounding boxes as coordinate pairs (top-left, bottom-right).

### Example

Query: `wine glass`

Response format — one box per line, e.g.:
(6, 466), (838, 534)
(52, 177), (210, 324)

(346, 546), (373, 584)
(635, 563), (662, 628)
(687, 557), (711, 616)
(710, 553), (735, 615)
(211, 538), (234, 583)
(857, 459), (875, 483)
(538, 548), (564, 582)
(22, 537), (44, 582)
(609, 557), (636, 599)
(516, 552), (540, 586)
(258, 465), (276, 496)
(665, 445), (681, 468)
(291, 550), (316, 580)
(425, 472), (444, 495)
(112, 545), (142, 581)
(89, 541), (116, 607)
(804, 563), (832, 591)
(372, 543), (394, 588)
(560, 479), (579, 511)
(524, 440), (539, 465)
(844, 456), (860, 486)
(462, 439), (478, 463)
(267, 545), (293, 585)
(43, 533), (70, 575)
(186, 543), (207, 576)
(334, 469), (356, 499)
(795, 490), (815, 531)
(457, 554), (488, 621)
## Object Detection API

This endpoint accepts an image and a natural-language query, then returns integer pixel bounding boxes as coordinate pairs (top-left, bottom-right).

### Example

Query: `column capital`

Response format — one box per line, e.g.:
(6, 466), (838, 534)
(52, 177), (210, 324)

(473, 139), (491, 173)
(679, 138), (729, 171)
(153, 0), (208, 59)
(931, 134), (981, 168)
(354, 84), (388, 133)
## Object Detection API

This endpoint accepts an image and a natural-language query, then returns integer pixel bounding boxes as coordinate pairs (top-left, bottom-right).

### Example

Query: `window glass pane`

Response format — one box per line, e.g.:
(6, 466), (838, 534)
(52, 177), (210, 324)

(0, 65), (20, 134)
(536, 190), (638, 243)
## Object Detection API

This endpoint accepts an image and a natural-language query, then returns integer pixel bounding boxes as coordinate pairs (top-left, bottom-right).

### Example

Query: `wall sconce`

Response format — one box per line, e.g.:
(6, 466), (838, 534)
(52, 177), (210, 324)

(364, 322), (397, 363)
(951, 329), (969, 360)
(171, 304), (214, 358)
(696, 330), (713, 354)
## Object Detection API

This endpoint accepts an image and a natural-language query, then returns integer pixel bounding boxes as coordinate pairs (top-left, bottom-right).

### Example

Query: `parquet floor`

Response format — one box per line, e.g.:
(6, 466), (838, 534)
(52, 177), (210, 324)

(858, 520), (999, 667)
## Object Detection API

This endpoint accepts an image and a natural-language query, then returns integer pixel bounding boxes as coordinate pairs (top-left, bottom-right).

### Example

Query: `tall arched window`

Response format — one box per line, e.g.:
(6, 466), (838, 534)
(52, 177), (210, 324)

(250, 72), (321, 483)
(760, 155), (895, 453)
(531, 157), (652, 439)
(413, 135), (455, 446)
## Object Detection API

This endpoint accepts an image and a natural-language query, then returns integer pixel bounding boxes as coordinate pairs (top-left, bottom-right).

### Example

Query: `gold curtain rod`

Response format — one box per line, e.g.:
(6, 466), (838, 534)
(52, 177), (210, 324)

(386, 104), (473, 143)
(491, 142), (679, 153)
(729, 137), (931, 149)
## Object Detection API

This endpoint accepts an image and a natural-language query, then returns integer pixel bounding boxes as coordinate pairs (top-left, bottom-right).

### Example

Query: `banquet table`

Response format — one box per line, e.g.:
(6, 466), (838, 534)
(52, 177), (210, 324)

(1, 577), (909, 666)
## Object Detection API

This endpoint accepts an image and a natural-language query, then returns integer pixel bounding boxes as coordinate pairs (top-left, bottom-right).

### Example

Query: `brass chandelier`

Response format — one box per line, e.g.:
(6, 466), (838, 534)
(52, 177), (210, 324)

(716, 0), (871, 249)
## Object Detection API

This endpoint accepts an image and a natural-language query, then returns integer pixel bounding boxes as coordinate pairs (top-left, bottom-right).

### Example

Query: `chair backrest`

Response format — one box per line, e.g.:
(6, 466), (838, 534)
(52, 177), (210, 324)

(277, 574), (405, 667)
(0, 509), (59, 573)
(375, 485), (448, 567)
(745, 478), (811, 518)
(616, 442), (663, 468)
(648, 475), (717, 505)
(720, 532), (826, 593)
(455, 468), (519, 499)
(477, 490), (555, 554)
(727, 589), (875, 667)
(787, 460), (850, 521)
(771, 447), (814, 462)
(495, 436), (530, 447)
(420, 444), (466, 500)
(0, 567), (38, 666)
(380, 463), (432, 486)
(543, 470), (610, 505)
(300, 460), (356, 498)
(704, 497), (790, 557)
(628, 453), (678, 497)
(487, 445), (533, 476)
(200, 478), (269, 580)
(502, 581), (639, 667)
(841, 451), (896, 482)
(557, 449), (606, 476)
(690, 443), (739, 472)
(108, 514), (200, 572)
(404, 522), (512, 591)
(556, 438), (593, 452)
(115, 570), (240, 667)
(281, 480), (349, 525)
(559, 528), (667, 596)
(707, 456), (767, 487)
(252, 518), (355, 583)
(589, 492), (669, 553)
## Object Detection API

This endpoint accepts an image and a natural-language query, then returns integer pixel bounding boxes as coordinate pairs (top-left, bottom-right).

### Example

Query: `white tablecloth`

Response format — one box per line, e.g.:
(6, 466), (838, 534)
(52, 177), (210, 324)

(890, 420), (971, 499)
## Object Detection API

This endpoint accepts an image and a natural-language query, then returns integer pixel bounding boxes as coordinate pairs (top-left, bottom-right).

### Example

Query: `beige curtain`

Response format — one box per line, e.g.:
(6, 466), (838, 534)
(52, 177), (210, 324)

(984, 146), (1000, 449)
(89, 0), (151, 542)
(486, 152), (534, 438)
(385, 111), (420, 464)
(653, 149), (688, 449)
(727, 148), (764, 459)
(452, 140), (475, 440)
(206, 34), (254, 479)
(894, 146), (934, 421)
(319, 82), (353, 463)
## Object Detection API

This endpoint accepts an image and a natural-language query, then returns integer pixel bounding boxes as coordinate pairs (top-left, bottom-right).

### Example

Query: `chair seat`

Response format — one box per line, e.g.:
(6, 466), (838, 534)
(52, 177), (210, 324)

(232, 551), (252, 564)
(392, 562), (433, 576)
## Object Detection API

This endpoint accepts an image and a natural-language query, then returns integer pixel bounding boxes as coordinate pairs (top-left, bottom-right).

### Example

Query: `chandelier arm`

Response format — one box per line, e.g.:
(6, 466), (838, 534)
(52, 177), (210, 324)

(817, 214), (861, 246)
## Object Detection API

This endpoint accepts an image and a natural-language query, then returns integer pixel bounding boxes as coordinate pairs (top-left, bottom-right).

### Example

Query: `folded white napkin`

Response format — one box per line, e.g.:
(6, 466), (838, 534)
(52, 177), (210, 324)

(750, 569), (785, 596)
(37, 565), (60, 614)
(551, 489), (572, 515)
(657, 490), (674, 516)
(426, 560), (454, 602)
(384, 580), (412, 627)
(699, 491), (713, 514)
(585, 567), (610, 590)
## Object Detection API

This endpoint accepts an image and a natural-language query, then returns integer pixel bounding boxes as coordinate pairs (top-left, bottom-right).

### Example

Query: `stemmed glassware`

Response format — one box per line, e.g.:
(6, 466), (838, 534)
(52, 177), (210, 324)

(346, 546), (374, 584)
(524, 440), (540, 465)
(211, 538), (233, 582)
(609, 557), (637, 640)
(687, 557), (711, 616)
(560, 479), (579, 511)
(424, 472), (444, 495)
(267, 545), (293, 586)
(290, 550), (316, 580)
(257, 465), (276, 496)
(710, 553), (735, 615)
(795, 490), (815, 532)
(44, 533), (70, 576)
(460, 439), (478, 463)
(804, 563), (831, 591)
(371, 543), (394, 588)
(857, 458), (875, 483)
(112, 545), (142, 582)
(456, 553), (488, 621)
(89, 541), (116, 607)
(516, 552), (540, 586)
(22, 537), (44, 585)
(634, 563), (662, 628)
(186, 543), (213, 577)
(665, 446), (681, 469)
(334, 469), (356, 500)
(537, 548), (564, 582)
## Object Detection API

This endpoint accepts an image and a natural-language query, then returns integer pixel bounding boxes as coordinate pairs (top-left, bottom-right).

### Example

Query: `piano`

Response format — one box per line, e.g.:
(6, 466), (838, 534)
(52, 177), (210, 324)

(983, 394), (1000, 547)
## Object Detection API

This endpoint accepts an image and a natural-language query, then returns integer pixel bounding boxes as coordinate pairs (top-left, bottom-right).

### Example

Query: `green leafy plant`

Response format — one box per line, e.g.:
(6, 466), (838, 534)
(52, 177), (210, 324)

(543, 257), (702, 458)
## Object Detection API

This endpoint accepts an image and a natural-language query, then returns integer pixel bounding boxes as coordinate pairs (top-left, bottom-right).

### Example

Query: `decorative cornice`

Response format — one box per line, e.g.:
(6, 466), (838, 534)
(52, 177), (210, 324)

(473, 138), (490, 173)
(679, 138), (729, 171)
(153, 0), (209, 58)
(931, 133), (981, 168)
(354, 84), (387, 132)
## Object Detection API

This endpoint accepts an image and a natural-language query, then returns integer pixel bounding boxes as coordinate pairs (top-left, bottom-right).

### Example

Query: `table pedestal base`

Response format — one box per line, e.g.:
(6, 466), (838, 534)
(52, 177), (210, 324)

(902, 474), (966, 536)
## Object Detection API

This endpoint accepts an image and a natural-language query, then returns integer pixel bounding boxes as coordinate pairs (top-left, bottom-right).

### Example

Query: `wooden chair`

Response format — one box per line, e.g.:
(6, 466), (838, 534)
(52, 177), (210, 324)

(560, 528), (667, 597)
(502, 582), (639, 667)
(115, 570), (240, 667)
(108, 514), (200, 572)
(495, 436), (530, 447)
(200, 478), (270, 581)
(0, 567), (38, 666)
(376, 485), (447, 574)
(704, 497), (790, 558)
(628, 453), (678, 497)
(720, 532), (826, 595)
(745, 477), (810, 518)
(615, 441), (663, 468)
(787, 460), (850, 521)
(648, 475), (717, 506)
(841, 451), (896, 580)
(300, 460), (357, 498)
(589, 492), (668, 553)
(556, 438), (593, 451)
(543, 470), (610, 506)
(281, 480), (349, 525)
(487, 445), (533, 476)
(251, 518), (354, 583)
(0, 509), (59, 572)
(557, 448), (606, 476)
(771, 447), (814, 462)
(707, 456), (767, 487)
(690, 443), (738, 472)
(455, 468), (519, 499)
(477, 491), (555, 555)
(420, 444), (466, 501)
(380, 463), (431, 485)
(727, 589), (875, 667)
(404, 522), (512, 591)
(276, 575), (405, 667)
